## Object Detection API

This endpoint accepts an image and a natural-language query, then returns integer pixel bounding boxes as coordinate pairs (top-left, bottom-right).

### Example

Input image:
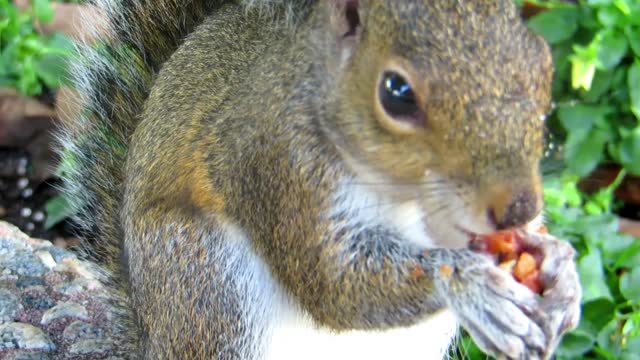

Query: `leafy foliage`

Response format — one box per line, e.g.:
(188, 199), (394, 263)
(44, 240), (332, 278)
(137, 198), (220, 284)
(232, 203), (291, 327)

(0, 0), (76, 96)
(529, 0), (640, 177)
(459, 1), (640, 359)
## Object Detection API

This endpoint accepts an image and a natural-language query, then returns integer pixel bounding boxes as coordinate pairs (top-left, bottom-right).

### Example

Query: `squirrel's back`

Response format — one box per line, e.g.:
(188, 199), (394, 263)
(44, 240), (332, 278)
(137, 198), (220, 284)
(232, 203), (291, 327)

(58, 0), (308, 267)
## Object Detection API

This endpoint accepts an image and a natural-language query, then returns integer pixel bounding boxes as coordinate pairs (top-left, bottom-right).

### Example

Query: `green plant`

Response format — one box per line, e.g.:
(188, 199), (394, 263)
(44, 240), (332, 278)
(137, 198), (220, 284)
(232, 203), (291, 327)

(529, 2), (640, 357)
(526, 0), (640, 177)
(0, 0), (76, 96)
(543, 172), (640, 360)
(456, 1), (640, 359)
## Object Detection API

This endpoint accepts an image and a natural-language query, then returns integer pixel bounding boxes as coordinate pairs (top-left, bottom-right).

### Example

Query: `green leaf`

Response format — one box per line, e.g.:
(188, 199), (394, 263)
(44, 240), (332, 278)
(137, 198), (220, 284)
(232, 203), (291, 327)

(597, 318), (623, 357)
(599, 231), (640, 269)
(625, 26), (640, 56)
(33, 0), (54, 23)
(582, 70), (614, 101)
(629, 60), (640, 120)
(579, 298), (617, 336)
(620, 267), (640, 302)
(564, 128), (610, 176)
(558, 104), (612, 133)
(570, 46), (598, 90)
(596, 29), (629, 70)
(619, 137), (640, 175)
(528, 8), (580, 44)
(44, 195), (74, 230)
(579, 248), (614, 302)
(556, 331), (596, 358)
(34, 53), (68, 88)
(597, 4), (630, 27)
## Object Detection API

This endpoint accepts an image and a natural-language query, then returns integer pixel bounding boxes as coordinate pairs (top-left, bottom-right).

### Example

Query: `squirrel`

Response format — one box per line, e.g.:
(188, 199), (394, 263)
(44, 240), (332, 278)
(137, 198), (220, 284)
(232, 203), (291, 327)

(58, 0), (582, 359)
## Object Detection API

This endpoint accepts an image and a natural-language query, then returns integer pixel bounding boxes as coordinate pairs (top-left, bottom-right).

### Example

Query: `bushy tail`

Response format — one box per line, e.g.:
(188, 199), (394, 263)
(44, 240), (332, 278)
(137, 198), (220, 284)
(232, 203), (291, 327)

(58, 0), (222, 269)
(58, 0), (308, 267)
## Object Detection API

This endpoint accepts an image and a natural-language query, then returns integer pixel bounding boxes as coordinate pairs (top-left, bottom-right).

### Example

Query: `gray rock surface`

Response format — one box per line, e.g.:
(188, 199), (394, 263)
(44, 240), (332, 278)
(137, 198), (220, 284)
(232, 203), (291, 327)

(0, 221), (133, 359)
(0, 323), (55, 351)
(0, 288), (23, 322)
(41, 302), (89, 325)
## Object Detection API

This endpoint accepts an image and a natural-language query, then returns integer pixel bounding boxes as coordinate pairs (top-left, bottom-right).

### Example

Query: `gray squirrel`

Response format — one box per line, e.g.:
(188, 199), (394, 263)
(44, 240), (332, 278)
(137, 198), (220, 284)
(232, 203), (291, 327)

(59, 0), (582, 358)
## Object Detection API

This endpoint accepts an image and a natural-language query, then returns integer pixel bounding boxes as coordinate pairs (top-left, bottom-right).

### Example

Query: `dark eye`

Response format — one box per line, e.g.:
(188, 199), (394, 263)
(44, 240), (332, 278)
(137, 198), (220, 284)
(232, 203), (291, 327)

(379, 71), (419, 117)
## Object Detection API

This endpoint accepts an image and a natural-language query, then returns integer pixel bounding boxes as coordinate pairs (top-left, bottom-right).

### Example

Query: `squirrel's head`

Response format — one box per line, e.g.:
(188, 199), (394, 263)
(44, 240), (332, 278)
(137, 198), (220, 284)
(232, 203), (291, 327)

(318, 0), (553, 246)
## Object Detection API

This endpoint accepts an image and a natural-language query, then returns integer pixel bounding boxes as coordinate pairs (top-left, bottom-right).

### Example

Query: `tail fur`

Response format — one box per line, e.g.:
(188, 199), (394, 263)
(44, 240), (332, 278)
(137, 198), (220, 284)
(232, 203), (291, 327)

(58, 0), (309, 268)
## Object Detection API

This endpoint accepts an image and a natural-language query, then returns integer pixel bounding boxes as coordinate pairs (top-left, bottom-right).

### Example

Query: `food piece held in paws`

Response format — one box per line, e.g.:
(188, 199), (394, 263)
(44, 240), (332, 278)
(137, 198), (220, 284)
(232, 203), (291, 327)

(470, 229), (545, 294)
(513, 252), (537, 282)
(520, 269), (543, 294)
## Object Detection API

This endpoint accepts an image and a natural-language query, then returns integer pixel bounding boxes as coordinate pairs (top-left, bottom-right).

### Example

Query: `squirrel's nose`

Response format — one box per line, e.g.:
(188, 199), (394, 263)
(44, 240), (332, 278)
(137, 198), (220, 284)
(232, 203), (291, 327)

(488, 189), (541, 230)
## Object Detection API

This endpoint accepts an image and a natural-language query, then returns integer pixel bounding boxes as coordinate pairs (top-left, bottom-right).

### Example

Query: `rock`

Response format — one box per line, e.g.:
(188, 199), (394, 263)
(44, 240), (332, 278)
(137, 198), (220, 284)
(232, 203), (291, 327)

(0, 323), (55, 351)
(22, 294), (55, 311)
(41, 246), (74, 263)
(0, 249), (48, 277)
(15, 277), (46, 288)
(34, 251), (56, 270)
(3, 351), (52, 360)
(68, 339), (114, 355)
(0, 289), (23, 323)
(0, 221), (134, 357)
(54, 278), (94, 296)
(62, 321), (104, 341)
(40, 302), (89, 325)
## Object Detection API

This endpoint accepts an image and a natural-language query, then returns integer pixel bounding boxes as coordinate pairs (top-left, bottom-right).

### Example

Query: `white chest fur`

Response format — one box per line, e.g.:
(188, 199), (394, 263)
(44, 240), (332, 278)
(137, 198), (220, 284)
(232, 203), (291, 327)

(260, 181), (459, 360)
(265, 307), (458, 360)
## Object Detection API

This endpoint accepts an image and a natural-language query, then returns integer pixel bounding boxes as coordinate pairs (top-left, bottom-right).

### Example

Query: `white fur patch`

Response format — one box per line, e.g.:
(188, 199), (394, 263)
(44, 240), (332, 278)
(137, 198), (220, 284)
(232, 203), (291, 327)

(329, 179), (436, 249)
(266, 307), (458, 360)
(236, 229), (458, 360)
(233, 178), (458, 360)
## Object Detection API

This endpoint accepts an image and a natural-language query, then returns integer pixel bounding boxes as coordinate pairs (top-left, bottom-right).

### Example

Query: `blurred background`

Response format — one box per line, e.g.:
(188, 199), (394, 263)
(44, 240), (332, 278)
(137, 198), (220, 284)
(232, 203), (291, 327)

(0, 0), (638, 359)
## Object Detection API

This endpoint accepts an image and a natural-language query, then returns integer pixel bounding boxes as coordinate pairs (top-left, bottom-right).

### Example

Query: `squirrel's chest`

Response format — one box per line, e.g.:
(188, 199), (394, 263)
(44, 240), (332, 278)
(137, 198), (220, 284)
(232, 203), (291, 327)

(265, 307), (458, 360)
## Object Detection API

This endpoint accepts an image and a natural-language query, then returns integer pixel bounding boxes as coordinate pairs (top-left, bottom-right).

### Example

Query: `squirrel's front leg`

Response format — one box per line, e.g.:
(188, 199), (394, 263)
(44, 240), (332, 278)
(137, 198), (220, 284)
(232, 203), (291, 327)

(265, 207), (576, 360)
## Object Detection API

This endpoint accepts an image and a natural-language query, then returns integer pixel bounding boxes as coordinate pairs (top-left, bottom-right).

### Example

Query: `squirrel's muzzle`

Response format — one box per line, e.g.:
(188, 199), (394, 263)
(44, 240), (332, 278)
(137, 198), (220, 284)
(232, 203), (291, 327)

(486, 185), (543, 231)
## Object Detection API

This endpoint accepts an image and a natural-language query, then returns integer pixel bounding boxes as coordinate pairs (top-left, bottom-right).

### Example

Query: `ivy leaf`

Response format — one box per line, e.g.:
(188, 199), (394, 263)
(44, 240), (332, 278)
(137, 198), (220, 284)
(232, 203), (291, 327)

(596, 29), (628, 70)
(620, 267), (640, 302)
(579, 299), (617, 336)
(32, 0), (54, 23)
(617, 129), (640, 175)
(44, 195), (74, 230)
(625, 26), (640, 57)
(597, 318), (623, 358)
(601, 233), (640, 269)
(597, 4), (630, 27)
(571, 45), (598, 90)
(556, 331), (596, 358)
(558, 104), (611, 134)
(578, 248), (613, 303)
(629, 60), (640, 120)
(527, 8), (580, 44)
(564, 128), (610, 176)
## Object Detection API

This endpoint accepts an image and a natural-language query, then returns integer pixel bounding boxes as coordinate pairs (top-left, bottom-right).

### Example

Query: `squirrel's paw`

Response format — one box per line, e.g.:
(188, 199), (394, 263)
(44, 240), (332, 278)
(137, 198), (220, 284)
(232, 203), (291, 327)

(523, 233), (582, 358)
(441, 248), (578, 360)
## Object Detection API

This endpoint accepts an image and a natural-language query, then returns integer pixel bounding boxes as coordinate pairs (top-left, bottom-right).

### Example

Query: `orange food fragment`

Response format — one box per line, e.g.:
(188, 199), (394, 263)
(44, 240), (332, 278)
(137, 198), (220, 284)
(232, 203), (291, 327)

(410, 265), (425, 280)
(475, 228), (546, 295)
(484, 231), (519, 261)
(439, 264), (454, 278)
(520, 269), (543, 294)
(512, 252), (537, 282)
(536, 224), (548, 234)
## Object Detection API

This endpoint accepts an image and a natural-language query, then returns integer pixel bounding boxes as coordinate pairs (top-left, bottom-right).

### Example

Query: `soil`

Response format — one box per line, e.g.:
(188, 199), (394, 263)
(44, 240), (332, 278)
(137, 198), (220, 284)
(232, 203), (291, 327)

(0, 88), (80, 246)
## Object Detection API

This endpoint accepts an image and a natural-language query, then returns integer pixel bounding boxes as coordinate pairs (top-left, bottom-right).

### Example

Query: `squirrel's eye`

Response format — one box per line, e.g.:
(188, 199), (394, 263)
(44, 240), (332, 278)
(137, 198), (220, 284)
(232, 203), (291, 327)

(379, 72), (419, 117)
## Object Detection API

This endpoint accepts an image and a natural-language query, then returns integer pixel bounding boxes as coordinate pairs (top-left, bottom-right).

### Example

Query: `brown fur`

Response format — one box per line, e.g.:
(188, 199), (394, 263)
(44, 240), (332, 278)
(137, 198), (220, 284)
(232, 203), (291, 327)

(61, 0), (580, 359)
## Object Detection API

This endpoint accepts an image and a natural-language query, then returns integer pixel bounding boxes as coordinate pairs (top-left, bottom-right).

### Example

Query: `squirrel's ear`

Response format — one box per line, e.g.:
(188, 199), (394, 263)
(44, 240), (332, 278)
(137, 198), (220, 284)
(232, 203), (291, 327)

(328, 0), (362, 61)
